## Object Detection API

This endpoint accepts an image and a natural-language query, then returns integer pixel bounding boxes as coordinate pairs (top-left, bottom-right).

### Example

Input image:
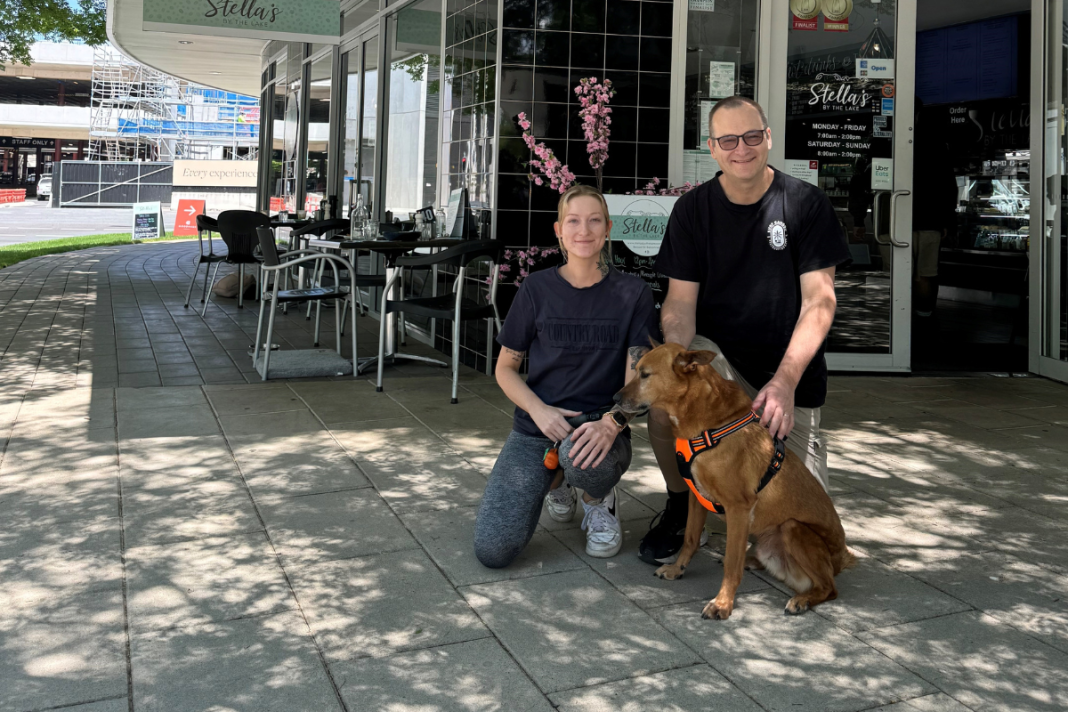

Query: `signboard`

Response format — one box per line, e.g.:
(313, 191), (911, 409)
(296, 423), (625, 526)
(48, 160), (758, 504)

(785, 159), (819, 186)
(142, 0), (341, 44)
(174, 199), (206, 237)
(172, 160), (258, 188)
(791, 0), (819, 30)
(0, 137), (56, 149)
(916, 16), (1017, 105)
(856, 59), (895, 79)
(871, 157), (894, 190)
(689, 0), (715, 10)
(132, 202), (165, 240)
(606, 195), (678, 309)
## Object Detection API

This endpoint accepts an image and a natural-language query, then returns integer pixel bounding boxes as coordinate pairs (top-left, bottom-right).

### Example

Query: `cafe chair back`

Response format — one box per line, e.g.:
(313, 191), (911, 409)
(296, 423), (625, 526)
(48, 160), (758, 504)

(253, 227), (359, 381)
(376, 240), (503, 403)
(184, 213), (227, 316)
(216, 210), (271, 309)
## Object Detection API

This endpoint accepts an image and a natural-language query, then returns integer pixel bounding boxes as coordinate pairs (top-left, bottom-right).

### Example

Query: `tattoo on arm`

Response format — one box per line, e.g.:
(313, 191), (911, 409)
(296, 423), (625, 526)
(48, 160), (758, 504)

(502, 347), (526, 362)
(628, 346), (649, 369)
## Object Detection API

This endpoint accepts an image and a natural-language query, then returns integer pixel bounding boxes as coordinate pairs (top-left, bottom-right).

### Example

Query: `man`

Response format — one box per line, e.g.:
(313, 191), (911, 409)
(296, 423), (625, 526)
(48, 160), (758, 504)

(639, 95), (851, 565)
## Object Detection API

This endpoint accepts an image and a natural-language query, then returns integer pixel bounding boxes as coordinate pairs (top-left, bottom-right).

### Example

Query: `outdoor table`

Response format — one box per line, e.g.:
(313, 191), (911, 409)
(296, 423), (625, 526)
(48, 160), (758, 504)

(306, 236), (462, 374)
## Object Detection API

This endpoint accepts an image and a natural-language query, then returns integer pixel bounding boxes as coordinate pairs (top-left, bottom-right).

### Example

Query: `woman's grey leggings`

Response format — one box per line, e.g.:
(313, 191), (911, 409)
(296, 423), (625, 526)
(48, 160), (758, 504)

(473, 429), (633, 569)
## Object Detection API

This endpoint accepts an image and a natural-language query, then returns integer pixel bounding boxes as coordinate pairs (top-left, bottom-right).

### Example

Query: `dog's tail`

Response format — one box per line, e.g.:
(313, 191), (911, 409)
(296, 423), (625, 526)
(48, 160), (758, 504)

(839, 548), (858, 571)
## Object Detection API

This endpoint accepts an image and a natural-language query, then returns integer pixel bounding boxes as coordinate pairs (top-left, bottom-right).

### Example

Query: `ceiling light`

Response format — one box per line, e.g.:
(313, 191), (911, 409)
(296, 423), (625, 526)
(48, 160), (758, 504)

(210, 71), (222, 75)
(18, 76), (35, 80)
(179, 40), (193, 45)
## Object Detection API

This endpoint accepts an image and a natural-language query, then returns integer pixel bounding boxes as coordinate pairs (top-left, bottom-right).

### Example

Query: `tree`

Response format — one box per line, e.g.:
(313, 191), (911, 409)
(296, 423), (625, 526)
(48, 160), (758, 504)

(0, 0), (107, 67)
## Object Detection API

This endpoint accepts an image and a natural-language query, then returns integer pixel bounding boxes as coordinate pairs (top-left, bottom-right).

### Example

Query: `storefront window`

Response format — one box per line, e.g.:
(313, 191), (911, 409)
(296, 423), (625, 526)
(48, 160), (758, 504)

(340, 37), (379, 217)
(341, 49), (362, 218)
(267, 69), (287, 213)
(682, 0), (759, 185)
(305, 53), (332, 213)
(382, 0), (442, 220)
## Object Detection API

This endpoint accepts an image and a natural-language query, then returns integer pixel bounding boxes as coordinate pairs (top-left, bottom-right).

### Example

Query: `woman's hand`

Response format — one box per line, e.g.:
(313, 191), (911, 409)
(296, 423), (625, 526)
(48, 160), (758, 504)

(531, 404), (581, 443)
(568, 418), (619, 470)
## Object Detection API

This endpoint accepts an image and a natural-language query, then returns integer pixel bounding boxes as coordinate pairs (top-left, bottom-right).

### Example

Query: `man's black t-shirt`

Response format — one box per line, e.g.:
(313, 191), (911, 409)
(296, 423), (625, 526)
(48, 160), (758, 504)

(654, 167), (851, 408)
(497, 266), (659, 437)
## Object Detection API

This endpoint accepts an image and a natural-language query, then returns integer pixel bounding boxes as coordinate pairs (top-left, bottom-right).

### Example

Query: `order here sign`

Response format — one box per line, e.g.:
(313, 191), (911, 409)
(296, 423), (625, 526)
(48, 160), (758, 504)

(174, 200), (206, 237)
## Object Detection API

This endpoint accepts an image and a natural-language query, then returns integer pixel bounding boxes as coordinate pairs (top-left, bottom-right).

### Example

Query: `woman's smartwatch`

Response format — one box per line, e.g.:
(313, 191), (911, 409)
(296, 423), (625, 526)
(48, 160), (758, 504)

(608, 410), (628, 430)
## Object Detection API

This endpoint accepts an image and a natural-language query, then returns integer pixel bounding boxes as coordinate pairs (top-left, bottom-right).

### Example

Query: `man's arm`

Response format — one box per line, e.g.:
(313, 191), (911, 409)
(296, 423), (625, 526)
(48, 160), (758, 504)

(660, 278), (701, 347)
(751, 266), (837, 439)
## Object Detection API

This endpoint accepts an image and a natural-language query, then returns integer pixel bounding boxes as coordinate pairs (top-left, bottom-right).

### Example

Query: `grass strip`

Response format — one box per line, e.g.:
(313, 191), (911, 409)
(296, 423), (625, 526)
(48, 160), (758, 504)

(0, 233), (194, 269)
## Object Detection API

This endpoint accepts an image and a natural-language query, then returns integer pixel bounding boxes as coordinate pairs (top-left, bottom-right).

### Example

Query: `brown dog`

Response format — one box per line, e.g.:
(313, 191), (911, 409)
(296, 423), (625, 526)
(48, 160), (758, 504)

(615, 343), (855, 619)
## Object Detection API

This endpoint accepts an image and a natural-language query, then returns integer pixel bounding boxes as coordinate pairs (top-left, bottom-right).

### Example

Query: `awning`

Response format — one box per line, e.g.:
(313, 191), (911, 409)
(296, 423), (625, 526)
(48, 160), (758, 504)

(107, 0), (265, 97)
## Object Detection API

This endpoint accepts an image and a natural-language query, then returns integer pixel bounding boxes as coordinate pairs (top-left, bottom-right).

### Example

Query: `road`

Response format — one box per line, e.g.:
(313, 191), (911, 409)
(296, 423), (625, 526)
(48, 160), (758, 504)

(0, 200), (180, 246)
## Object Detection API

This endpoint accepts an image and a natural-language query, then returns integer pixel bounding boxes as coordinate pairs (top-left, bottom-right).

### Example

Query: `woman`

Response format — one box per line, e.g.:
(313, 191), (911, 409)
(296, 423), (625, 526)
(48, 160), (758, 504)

(474, 185), (658, 566)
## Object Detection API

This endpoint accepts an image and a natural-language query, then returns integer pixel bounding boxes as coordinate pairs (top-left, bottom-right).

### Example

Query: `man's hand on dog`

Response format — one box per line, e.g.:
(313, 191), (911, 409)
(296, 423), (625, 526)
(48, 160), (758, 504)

(532, 405), (581, 443)
(751, 376), (795, 440)
(568, 419), (618, 470)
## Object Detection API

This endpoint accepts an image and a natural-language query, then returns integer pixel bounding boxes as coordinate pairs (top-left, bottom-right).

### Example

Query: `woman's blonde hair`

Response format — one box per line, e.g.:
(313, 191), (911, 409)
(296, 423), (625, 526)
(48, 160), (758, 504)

(556, 184), (612, 267)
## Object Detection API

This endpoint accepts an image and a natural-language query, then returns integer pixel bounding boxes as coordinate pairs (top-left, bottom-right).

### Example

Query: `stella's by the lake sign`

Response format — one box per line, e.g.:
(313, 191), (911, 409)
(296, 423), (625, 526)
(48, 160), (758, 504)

(143, 0), (341, 44)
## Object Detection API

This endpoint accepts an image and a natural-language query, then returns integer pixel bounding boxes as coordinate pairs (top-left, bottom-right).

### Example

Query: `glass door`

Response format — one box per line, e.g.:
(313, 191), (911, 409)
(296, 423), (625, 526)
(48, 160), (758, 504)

(1038, 0), (1068, 382)
(768, 0), (918, 371)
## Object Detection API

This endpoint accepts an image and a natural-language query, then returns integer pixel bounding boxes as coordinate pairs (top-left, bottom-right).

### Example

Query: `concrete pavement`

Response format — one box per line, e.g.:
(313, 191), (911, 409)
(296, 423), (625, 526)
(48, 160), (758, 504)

(1, 241), (1067, 711)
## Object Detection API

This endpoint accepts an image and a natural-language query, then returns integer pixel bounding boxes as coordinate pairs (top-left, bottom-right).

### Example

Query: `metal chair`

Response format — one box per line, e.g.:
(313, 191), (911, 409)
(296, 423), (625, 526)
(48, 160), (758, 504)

(184, 214), (228, 316)
(216, 210), (271, 308)
(376, 240), (503, 403)
(253, 227), (358, 381)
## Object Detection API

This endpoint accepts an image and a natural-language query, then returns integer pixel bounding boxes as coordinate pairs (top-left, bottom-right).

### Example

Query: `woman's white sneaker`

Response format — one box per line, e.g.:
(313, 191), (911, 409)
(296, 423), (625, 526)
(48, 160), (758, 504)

(581, 488), (622, 558)
(545, 482), (577, 522)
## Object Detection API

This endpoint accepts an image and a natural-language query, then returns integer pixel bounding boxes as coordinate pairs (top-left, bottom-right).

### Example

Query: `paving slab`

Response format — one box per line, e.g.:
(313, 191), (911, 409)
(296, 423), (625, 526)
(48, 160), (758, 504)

(551, 518), (769, 610)
(0, 620), (127, 712)
(859, 611), (1068, 712)
(550, 664), (764, 712)
(117, 434), (242, 493)
(120, 483), (262, 548)
(653, 590), (935, 712)
(868, 693), (976, 712)
(130, 611), (342, 712)
(333, 637), (553, 712)
(117, 403), (220, 440)
(256, 488), (419, 565)
(204, 383), (306, 416)
(402, 505), (586, 587)
(51, 698), (130, 712)
(230, 430), (372, 498)
(126, 532), (292, 632)
(292, 380), (414, 424)
(462, 568), (702, 694)
(287, 548), (487, 662)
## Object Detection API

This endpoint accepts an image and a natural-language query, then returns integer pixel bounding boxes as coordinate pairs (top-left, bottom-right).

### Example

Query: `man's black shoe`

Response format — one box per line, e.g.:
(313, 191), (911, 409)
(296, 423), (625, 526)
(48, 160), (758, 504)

(638, 492), (707, 564)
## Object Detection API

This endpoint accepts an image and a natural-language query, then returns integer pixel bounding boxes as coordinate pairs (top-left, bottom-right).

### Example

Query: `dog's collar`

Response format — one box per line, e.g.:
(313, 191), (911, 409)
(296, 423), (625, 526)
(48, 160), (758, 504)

(674, 412), (786, 513)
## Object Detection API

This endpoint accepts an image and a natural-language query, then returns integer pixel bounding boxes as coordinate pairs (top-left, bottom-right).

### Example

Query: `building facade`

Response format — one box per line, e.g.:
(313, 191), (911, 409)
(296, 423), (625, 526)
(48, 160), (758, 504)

(107, 0), (1068, 384)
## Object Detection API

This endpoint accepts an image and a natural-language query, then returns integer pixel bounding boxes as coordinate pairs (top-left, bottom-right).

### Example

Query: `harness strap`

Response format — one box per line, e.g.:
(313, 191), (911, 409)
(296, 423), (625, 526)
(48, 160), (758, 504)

(674, 412), (786, 513)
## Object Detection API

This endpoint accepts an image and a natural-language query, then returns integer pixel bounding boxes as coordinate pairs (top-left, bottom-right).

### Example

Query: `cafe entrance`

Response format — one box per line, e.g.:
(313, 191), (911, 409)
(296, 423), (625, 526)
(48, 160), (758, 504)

(760, 0), (1041, 375)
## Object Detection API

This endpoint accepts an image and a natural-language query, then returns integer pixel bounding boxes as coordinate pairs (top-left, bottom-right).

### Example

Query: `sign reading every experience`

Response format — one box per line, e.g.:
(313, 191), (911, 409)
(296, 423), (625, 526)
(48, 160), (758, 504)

(143, 0), (341, 44)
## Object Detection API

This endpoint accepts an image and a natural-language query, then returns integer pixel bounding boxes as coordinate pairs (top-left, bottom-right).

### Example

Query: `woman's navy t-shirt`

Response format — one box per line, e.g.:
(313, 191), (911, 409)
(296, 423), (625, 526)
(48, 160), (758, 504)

(496, 266), (658, 438)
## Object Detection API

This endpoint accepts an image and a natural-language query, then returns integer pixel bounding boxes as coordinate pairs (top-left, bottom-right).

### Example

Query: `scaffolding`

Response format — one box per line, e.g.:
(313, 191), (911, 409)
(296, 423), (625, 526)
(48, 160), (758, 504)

(89, 45), (259, 162)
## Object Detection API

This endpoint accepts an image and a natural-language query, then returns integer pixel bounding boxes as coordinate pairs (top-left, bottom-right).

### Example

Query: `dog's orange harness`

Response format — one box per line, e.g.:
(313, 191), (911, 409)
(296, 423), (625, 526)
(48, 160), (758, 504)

(675, 411), (786, 514)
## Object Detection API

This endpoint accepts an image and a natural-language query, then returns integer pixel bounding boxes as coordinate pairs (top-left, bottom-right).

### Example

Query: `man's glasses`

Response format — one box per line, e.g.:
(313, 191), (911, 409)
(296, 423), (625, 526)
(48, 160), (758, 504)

(710, 129), (766, 151)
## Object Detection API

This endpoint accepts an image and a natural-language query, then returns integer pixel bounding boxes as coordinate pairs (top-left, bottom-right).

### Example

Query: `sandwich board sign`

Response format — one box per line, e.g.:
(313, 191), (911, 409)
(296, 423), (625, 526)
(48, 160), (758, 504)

(132, 201), (165, 240)
(173, 199), (205, 237)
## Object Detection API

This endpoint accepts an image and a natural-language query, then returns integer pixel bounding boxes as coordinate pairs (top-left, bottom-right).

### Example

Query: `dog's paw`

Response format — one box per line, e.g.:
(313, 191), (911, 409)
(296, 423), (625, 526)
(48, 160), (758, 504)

(784, 596), (810, 615)
(654, 563), (685, 580)
(701, 597), (733, 620)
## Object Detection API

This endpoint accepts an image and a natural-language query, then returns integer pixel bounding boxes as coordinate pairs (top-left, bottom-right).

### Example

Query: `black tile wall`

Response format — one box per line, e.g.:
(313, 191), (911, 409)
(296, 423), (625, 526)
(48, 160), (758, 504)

(497, 0), (673, 252)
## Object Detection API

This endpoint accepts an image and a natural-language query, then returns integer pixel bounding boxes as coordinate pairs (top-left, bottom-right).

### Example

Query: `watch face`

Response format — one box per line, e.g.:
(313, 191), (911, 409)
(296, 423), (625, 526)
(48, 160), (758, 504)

(611, 411), (628, 428)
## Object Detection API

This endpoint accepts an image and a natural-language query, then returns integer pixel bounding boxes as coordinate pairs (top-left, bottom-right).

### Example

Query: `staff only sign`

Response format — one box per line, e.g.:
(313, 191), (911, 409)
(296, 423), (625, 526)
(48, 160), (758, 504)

(143, 0), (341, 44)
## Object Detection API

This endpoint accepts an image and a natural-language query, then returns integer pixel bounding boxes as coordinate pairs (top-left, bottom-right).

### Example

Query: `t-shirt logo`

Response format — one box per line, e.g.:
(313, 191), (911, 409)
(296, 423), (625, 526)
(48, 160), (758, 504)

(767, 220), (788, 251)
(545, 318), (620, 352)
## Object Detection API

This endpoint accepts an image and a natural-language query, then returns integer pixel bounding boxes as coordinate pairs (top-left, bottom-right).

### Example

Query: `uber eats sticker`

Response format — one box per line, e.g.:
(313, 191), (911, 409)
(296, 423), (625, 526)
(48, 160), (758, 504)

(605, 195), (678, 257)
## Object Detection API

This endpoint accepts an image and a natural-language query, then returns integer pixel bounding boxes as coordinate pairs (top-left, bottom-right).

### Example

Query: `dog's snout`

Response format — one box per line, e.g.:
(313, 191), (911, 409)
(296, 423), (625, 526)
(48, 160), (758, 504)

(612, 390), (623, 404)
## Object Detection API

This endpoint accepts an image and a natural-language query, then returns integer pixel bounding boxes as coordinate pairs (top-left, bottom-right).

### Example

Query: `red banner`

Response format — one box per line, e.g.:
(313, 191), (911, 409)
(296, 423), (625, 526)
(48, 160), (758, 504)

(173, 199), (205, 236)
(0, 189), (26, 204)
(792, 14), (817, 30)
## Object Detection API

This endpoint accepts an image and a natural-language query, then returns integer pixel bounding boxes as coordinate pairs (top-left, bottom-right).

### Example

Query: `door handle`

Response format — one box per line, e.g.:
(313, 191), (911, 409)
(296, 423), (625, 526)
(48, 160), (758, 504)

(872, 190), (890, 244)
(888, 190), (911, 248)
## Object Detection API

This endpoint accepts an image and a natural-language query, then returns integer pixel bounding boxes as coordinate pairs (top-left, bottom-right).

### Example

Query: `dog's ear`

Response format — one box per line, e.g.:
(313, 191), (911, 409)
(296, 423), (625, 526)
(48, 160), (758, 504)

(647, 335), (662, 349)
(674, 350), (717, 373)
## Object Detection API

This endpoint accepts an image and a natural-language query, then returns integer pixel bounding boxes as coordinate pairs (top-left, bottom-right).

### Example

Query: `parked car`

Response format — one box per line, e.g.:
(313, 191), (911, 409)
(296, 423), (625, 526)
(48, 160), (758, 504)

(37, 176), (52, 201)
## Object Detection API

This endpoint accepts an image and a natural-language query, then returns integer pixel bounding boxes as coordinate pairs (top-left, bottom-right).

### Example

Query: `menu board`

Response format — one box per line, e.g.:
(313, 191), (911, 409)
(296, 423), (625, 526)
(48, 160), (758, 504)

(132, 201), (164, 240)
(916, 16), (1018, 105)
